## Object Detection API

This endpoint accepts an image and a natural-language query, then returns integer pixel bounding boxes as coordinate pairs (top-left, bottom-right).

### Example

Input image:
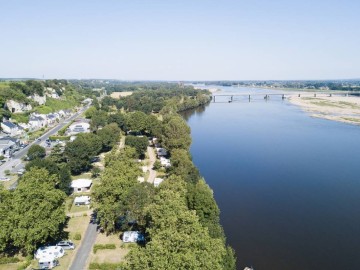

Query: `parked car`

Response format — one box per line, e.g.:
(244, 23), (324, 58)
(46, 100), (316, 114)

(56, 240), (75, 250)
(0, 177), (10, 181)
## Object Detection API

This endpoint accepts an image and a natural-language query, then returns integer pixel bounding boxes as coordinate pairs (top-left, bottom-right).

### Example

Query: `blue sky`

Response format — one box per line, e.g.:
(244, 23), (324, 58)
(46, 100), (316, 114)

(0, 0), (359, 80)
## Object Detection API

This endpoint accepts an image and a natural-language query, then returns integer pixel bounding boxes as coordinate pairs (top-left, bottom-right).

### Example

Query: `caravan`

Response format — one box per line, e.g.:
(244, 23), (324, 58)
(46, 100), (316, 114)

(38, 256), (59, 269)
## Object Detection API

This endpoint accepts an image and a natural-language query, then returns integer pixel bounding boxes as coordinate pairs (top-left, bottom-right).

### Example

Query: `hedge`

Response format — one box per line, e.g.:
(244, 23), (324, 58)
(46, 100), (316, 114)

(48, 135), (71, 141)
(93, 244), (116, 254)
(89, 262), (125, 270)
(0, 257), (20, 264)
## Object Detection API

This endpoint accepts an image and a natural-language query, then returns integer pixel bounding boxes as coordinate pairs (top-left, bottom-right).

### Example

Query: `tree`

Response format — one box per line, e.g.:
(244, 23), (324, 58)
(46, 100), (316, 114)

(85, 106), (97, 119)
(108, 112), (127, 131)
(90, 110), (108, 131)
(126, 111), (148, 133)
(162, 115), (191, 150)
(8, 168), (66, 254)
(92, 151), (140, 233)
(97, 123), (121, 152)
(0, 184), (12, 252)
(125, 179), (226, 270)
(27, 144), (46, 160)
(25, 158), (72, 195)
(186, 179), (224, 239)
(125, 136), (148, 158)
(168, 149), (199, 184)
(64, 133), (102, 174)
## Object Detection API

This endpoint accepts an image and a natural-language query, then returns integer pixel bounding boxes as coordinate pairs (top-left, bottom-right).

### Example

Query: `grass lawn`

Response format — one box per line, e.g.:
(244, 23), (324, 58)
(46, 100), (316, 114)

(88, 233), (130, 268)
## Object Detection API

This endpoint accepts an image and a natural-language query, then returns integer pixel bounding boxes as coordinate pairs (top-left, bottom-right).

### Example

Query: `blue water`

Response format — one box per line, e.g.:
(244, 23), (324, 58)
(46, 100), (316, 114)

(186, 86), (360, 270)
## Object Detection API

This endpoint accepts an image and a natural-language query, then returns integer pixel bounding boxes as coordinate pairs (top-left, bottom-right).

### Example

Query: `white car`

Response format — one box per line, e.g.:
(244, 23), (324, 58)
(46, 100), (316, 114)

(35, 246), (64, 259)
(0, 177), (10, 181)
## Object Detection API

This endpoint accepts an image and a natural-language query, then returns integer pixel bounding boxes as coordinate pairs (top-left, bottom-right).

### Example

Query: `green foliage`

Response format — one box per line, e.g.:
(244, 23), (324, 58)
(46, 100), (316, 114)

(45, 97), (77, 111)
(10, 113), (29, 124)
(97, 123), (121, 152)
(108, 112), (127, 131)
(0, 257), (20, 264)
(90, 110), (108, 131)
(125, 179), (226, 270)
(91, 167), (101, 178)
(93, 244), (116, 254)
(27, 144), (46, 160)
(152, 160), (161, 170)
(126, 111), (148, 133)
(89, 262), (125, 270)
(162, 115), (191, 150)
(187, 179), (224, 239)
(92, 151), (140, 233)
(73, 232), (81, 240)
(0, 168), (66, 255)
(48, 135), (70, 141)
(125, 135), (148, 157)
(85, 106), (97, 119)
(168, 149), (199, 184)
(4, 170), (10, 176)
(64, 133), (102, 174)
(35, 105), (53, 114)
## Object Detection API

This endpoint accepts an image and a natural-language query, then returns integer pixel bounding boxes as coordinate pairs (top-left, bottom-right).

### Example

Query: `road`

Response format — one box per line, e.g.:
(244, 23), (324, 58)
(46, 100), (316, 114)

(0, 105), (89, 186)
(69, 219), (98, 270)
(147, 146), (156, 183)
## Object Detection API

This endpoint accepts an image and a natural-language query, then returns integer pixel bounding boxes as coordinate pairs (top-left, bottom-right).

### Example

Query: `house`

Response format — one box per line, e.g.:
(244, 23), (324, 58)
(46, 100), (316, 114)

(71, 179), (92, 193)
(29, 115), (47, 130)
(74, 196), (90, 205)
(1, 121), (21, 136)
(46, 114), (57, 125)
(0, 136), (20, 157)
(154, 178), (164, 187)
(67, 121), (90, 135)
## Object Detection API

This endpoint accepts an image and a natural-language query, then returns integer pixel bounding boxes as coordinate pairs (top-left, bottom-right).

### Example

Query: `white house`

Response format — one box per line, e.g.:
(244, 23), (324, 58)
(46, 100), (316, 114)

(74, 196), (90, 205)
(0, 137), (20, 157)
(154, 178), (164, 187)
(71, 179), (92, 193)
(1, 121), (21, 136)
(29, 116), (46, 130)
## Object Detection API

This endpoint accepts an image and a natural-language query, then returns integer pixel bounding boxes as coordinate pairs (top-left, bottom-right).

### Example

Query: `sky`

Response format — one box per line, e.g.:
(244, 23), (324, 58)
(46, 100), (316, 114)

(0, 0), (359, 80)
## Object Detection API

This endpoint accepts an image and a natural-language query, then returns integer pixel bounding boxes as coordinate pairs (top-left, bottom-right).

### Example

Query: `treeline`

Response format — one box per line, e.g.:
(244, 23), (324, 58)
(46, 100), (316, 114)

(87, 88), (235, 269)
(198, 80), (360, 91)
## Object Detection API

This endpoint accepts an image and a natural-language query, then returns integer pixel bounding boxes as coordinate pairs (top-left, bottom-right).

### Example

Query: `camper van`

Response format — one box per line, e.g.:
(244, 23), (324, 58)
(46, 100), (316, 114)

(35, 246), (64, 259)
(38, 256), (59, 269)
(122, 231), (145, 243)
(74, 196), (90, 206)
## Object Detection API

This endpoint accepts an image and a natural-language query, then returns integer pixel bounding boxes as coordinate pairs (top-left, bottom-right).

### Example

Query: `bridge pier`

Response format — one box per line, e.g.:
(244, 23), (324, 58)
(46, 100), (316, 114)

(248, 95), (251, 102)
(282, 94), (286, 100)
(298, 94), (301, 97)
(314, 93), (316, 97)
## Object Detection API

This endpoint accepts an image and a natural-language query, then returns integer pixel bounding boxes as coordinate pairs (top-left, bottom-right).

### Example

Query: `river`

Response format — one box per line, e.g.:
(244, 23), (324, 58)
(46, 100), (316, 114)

(184, 85), (360, 270)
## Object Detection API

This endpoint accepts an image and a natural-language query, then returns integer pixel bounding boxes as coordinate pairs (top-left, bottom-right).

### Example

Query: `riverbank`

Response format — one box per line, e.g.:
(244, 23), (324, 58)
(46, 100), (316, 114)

(288, 95), (360, 125)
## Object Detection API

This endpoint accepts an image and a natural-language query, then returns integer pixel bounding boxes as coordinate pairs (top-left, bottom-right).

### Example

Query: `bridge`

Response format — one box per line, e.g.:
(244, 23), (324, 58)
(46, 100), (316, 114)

(211, 91), (360, 103)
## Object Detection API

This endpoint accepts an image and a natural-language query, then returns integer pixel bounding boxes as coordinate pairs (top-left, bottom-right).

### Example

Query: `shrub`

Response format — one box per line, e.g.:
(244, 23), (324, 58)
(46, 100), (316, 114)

(4, 170), (10, 176)
(73, 232), (81, 240)
(0, 257), (20, 264)
(93, 244), (116, 254)
(89, 262), (124, 270)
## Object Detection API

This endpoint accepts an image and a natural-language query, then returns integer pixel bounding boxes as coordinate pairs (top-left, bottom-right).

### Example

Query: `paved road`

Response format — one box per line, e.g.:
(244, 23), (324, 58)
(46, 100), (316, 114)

(69, 220), (98, 270)
(147, 146), (156, 183)
(0, 105), (89, 186)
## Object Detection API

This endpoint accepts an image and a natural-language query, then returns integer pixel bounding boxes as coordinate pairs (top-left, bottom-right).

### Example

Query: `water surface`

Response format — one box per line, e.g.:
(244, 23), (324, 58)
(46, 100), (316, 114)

(187, 86), (360, 270)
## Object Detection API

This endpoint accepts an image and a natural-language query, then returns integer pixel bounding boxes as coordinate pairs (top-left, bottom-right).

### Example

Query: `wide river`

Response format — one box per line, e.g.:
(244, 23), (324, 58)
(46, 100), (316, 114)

(184, 85), (360, 270)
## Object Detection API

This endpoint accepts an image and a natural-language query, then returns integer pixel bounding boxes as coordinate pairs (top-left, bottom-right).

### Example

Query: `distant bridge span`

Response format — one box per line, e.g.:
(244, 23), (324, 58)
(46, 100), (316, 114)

(212, 91), (360, 103)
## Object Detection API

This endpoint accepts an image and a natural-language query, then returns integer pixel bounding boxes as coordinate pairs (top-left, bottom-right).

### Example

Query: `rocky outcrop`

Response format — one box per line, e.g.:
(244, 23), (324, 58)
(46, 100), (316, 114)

(6, 100), (32, 113)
